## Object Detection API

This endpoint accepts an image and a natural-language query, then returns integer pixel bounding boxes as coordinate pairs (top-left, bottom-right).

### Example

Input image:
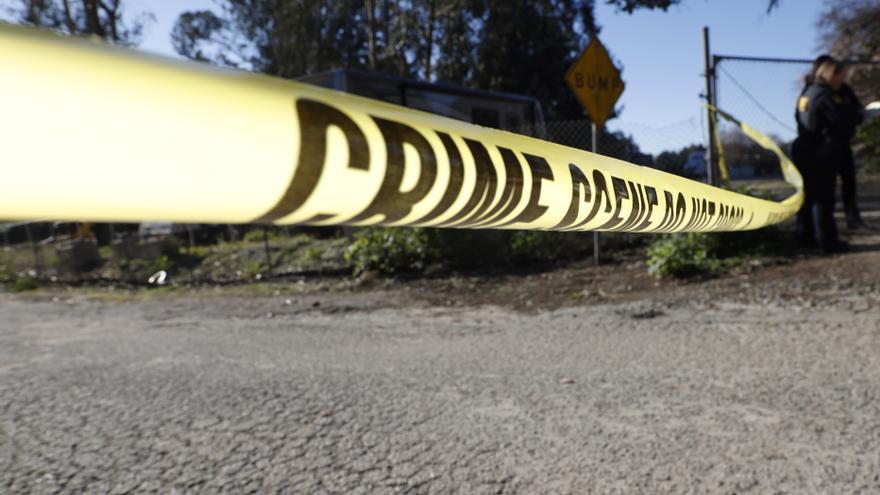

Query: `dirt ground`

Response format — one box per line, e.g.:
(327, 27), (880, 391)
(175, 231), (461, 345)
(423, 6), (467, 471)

(3, 179), (880, 493)
(398, 173), (880, 314)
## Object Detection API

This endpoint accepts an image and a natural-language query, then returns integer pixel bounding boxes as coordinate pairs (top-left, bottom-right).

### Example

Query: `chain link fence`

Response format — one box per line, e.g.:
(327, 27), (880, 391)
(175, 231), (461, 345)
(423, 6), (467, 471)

(508, 116), (711, 262)
(713, 57), (880, 181)
(714, 58), (809, 181)
(514, 118), (706, 177)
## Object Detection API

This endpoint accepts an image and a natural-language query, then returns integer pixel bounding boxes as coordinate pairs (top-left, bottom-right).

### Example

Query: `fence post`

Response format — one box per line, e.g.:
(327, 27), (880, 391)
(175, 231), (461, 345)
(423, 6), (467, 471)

(262, 228), (273, 279)
(703, 26), (719, 187)
(24, 223), (40, 276)
(186, 224), (196, 252)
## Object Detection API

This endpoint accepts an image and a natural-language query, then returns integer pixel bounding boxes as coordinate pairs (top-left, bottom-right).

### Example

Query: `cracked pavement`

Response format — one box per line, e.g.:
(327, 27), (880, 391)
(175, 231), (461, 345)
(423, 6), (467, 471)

(3, 281), (880, 493)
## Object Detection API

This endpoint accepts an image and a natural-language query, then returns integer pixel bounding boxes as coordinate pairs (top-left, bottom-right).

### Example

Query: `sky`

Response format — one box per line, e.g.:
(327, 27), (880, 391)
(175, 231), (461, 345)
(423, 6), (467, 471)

(591, 0), (827, 153)
(131, 0), (828, 155)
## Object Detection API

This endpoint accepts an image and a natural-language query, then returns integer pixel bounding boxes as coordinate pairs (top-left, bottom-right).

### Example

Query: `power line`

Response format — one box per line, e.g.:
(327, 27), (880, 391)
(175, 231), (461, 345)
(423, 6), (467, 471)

(716, 63), (796, 134)
(715, 54), (879, 66)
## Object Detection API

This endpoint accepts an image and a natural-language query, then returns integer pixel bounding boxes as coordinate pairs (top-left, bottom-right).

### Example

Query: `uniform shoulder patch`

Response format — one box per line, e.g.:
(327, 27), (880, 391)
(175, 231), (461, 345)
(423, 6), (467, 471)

(797, 95), (809, 112)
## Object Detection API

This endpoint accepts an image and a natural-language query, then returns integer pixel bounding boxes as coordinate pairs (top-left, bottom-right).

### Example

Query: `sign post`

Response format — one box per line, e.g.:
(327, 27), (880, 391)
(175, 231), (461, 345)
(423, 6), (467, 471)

(565, 36), (624, 265)
(591, 122), (599, 265)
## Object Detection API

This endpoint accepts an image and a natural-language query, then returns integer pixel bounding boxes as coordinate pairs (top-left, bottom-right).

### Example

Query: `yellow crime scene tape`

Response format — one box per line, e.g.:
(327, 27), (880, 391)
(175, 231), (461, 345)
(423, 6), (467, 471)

(0, 25), (802, 233)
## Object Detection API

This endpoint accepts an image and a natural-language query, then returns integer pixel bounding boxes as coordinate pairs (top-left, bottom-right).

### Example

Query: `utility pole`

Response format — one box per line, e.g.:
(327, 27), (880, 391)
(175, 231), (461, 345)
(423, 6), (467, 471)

(702, 26), (719, 187)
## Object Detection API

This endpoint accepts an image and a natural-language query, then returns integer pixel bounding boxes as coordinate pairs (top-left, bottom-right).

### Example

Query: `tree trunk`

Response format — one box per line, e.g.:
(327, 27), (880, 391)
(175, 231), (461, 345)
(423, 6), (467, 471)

(61, 0), (78, 32)
(83, 0), (106, 38)
(27, 0), (39, 25)
(366, 0), (377, 70)
(424, 0), (435, 80)
(105, 0), (121, 42)
(394, 0), (407, 76)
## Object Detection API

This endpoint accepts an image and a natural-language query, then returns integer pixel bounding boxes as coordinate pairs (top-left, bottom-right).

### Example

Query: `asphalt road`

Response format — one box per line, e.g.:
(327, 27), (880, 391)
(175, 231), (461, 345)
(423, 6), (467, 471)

(2, 284), (880, 494)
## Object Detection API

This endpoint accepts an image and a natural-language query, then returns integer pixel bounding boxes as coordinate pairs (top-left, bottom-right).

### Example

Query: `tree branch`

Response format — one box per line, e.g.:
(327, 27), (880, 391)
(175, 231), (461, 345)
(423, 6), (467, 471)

(61, 0), (78, 32)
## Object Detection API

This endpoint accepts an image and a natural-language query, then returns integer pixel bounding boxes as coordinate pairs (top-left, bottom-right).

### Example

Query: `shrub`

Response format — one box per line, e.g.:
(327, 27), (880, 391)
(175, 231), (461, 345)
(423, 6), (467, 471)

(347, 228), (525, 276)
(149, 255), (175, 274)
(124, 254), (177, 281)
(346, 227), (607, 277)
(855, 117), (880, 173)
(242, 228), (285, 243)
(345, 227), (431, 276)
(302, 245), (323, 263)
(646, 233), (721, 278)
(11, 276), (38, 292)
(240, 259), (264, 279)
(646, 225), (793, 279)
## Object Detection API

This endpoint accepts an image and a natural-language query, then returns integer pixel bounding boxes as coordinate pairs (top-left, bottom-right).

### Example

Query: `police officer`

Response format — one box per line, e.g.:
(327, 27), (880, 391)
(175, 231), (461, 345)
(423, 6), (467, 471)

(797, 55), (866, 230)
(794, 57), (851, 253)
(791, 55), (830, 247)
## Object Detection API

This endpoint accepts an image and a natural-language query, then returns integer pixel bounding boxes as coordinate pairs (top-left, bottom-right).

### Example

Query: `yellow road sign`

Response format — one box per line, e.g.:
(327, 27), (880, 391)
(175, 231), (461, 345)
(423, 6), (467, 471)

(565, 37), (624, 129)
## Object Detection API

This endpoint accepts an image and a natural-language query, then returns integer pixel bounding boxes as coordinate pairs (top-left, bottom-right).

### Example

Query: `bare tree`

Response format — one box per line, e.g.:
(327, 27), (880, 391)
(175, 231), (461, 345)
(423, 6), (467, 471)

(817, 0), (880, 101)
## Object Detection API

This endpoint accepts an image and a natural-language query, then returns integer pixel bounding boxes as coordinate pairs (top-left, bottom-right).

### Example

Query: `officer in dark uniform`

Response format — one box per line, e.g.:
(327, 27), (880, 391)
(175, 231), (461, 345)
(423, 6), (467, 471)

(792, 55), (830, 246)
(792, 101), (818, 245)
(796, 55), (866, 231)
(794, 57), (851, 253)
(791, 56), (829, 247)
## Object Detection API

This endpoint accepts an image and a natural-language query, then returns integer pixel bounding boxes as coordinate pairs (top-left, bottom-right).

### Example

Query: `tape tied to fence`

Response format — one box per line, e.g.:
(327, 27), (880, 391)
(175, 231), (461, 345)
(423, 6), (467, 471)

(0, 25), (802, 232)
